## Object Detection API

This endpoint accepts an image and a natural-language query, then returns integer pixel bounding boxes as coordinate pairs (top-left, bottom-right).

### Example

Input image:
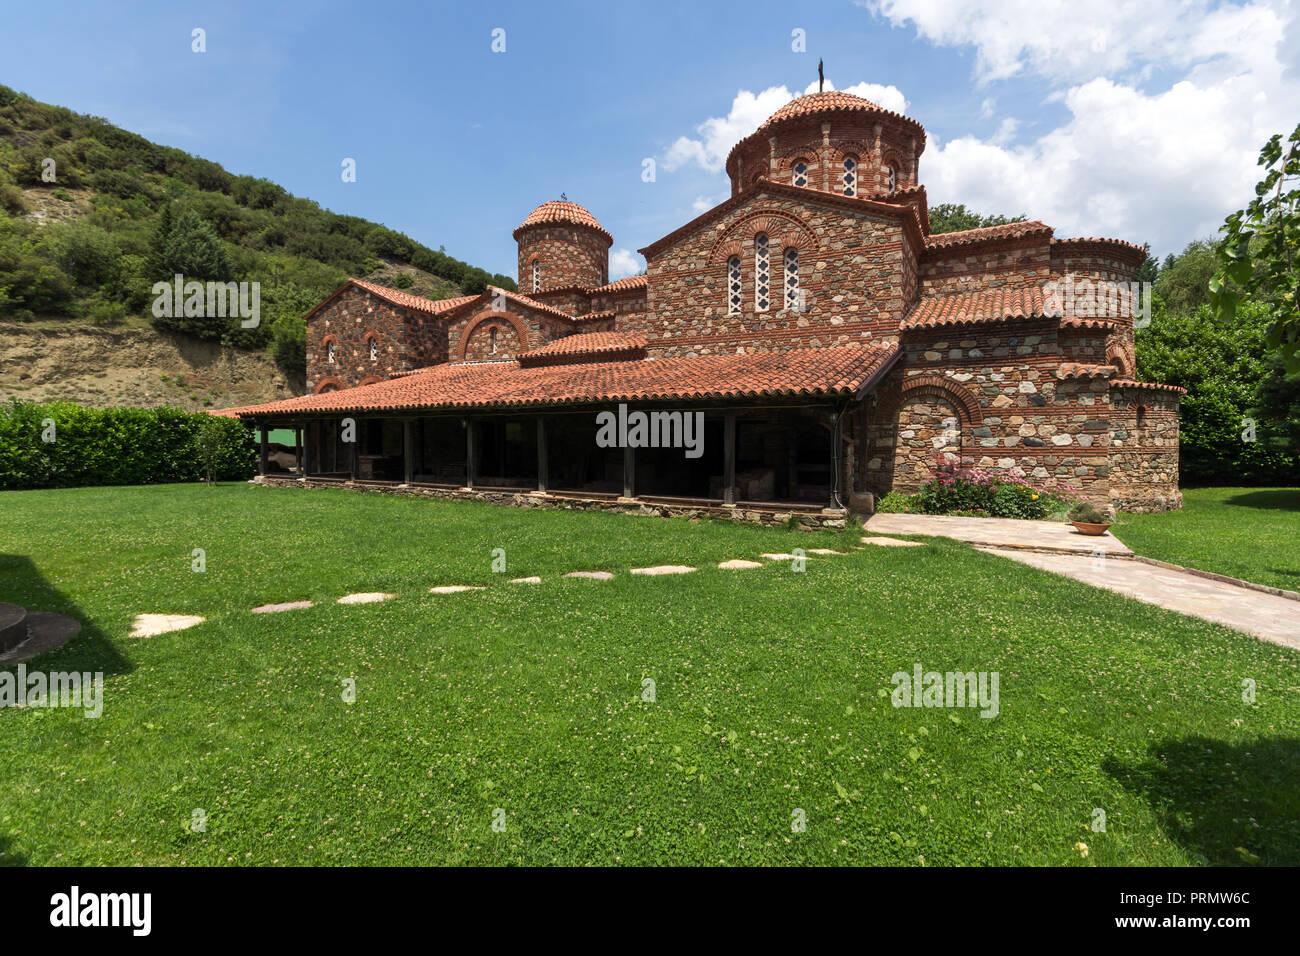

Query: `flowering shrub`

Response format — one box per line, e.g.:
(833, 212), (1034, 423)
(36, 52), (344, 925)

(913, 454), (1066, 519)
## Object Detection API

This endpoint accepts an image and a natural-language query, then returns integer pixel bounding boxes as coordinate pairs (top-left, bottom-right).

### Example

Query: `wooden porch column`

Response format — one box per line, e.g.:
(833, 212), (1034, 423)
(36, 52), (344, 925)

(258, 423), (268, 476)
(294, 426), (303, 475)
(536, 416), (548, 493)
(622, 445), (635, 499)
(403, 419), (414, 484)
(723, 411), (736, 505)
(349, 419), (359, 480)
(465, 418), (476, 489)
(829, 409), (842, 509)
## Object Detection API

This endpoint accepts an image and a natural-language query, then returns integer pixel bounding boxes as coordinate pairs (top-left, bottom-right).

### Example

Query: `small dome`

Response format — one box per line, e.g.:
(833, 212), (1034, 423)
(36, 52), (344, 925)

(757, 91), (886, 134)
(514, 200), (612, 245)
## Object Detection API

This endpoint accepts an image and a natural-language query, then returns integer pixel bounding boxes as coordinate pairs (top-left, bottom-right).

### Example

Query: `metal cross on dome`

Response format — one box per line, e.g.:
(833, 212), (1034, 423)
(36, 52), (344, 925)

(818, 59), (824, 93)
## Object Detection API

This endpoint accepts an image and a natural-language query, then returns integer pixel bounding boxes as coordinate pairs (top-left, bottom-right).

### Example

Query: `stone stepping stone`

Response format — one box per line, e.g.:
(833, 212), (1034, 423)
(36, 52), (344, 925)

(563, 571), (614, 580)
(630, 565), (696, 576)
(860, 536), (924, 547)
(428, 585), (485, 594)
(130, 613), (206, 636)
(718, 559), (763, 570)
(807, 549), (846, 555)
(510, 576), (542, 584)
(760, 553), (811, 561)
(251, 601), (314, 614)
(337, 592), (394, 605)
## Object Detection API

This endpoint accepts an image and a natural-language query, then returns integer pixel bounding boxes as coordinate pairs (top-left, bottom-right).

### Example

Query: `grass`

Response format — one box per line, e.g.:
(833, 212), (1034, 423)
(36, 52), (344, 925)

(1, 482), (1298, 866)
(1115, 488), (1300, 592)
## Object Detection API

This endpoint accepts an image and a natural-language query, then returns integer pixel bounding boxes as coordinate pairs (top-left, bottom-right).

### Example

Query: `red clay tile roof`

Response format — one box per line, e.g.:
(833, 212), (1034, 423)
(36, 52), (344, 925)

(902, 287), (1057, 329)
(590, 274), (648, 295)
(1051, 236), (1149, 264)
(1060, 317), (1117, 331)
(232, 344), (899, 418)
(1111, 379), (1188, 394)
(519, 332), (648, 367)
(727, 91), (926, 171)
(1057, 363), (1116, 380)
(486, 286), (577, 321)
(513, 200), (613, 245)
(924, 220), (1052, 250)
(573, 310), (616, 322)
(349, 279), (477, 315)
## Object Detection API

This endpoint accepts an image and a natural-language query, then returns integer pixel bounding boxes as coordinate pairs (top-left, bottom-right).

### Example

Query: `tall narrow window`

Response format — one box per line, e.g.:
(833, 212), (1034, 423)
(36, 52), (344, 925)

(886, 165), (897, 195)
(754, 234), (770, 312)
(727, 255), (742, 314)
(489, 327), (498, 354)
(792, 161), (808, 187)
(842, 157), (858, 196)
(784, 248), (800, 311)
(368, 339), (378, 362)
(532, 259), (540, 292)
(327, 342), (336, 364)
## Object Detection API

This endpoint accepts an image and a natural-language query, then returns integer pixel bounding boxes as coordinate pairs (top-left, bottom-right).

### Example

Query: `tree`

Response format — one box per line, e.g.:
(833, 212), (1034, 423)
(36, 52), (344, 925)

(1155, 239), (1217, 314)
(160, 210), (232, 281)
(1210, 122), (1300, 371)
(928, 203), (1026, 235)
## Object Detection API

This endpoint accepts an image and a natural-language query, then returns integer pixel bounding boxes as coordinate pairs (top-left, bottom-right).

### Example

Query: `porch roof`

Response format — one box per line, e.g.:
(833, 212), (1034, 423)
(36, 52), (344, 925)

(224, 343), (899, 420)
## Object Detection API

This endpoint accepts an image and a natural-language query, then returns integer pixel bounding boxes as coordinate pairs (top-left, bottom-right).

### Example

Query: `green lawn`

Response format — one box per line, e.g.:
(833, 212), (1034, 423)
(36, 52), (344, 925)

(1116, 488), (1300, 592)
(2, 483), (1298, 866)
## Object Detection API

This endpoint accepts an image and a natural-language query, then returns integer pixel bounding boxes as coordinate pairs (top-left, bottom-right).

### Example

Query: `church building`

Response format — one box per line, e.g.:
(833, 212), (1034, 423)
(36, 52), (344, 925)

(223, 90), (1183, 523)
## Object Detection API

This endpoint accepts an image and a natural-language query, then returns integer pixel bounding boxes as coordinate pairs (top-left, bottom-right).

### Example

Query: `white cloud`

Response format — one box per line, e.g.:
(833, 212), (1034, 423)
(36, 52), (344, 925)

(691, 195), (720, 213)
(872, 0), (1300, 255)
(863, 0), (1286, 85)
(609, 248), (643, 280)
(662, 79), (908, 173)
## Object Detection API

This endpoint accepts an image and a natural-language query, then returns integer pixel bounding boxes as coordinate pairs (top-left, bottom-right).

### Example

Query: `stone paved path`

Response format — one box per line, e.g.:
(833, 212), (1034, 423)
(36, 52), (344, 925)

(864, 513), (1133, 556)
(981, 547), (1300, 650)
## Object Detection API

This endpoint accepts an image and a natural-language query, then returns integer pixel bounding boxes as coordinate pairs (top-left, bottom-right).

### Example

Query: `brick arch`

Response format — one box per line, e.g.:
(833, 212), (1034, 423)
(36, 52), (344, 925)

(357, 375), (383, 387)
(1106, 342), (1133, 377)
(314, 376), (343, 394)
(710, 210), (819, 263)
(899, 374), (983, 429)
(457, 309), (531, 361)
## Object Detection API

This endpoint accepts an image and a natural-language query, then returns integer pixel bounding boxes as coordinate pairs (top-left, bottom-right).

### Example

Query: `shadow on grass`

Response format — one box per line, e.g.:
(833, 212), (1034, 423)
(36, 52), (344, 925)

(0, 554), (130, 677)
(0, 833), (29, 867)
(1222, 489), (1300, 511)
(1104, 735), (1300, 866)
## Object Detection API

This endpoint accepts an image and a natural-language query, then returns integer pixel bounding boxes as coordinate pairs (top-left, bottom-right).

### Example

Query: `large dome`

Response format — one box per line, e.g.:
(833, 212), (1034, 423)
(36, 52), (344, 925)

(513, 200), (613, 245)
(757, 91), (887, 134)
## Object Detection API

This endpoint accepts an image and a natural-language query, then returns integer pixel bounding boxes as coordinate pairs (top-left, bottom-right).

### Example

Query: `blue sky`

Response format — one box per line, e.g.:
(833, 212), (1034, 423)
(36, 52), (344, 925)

(3, 0), (1295, 280)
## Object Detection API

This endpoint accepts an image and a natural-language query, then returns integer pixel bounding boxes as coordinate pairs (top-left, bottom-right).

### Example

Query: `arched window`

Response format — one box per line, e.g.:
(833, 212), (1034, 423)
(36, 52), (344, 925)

(367, 337), (378, 362)
(326, 342), (336, 364)
(532, 259), (540, 292)
(886, 164), (898, 195)
(792, 161), (808, 187)
(727, 256), (742, 315)
(754, 234), (770, 312)
(784, 248), (800, 311)
(489, 327), (499, 354)
(842, 157), (858, 196)
(319, 383), (339, 393)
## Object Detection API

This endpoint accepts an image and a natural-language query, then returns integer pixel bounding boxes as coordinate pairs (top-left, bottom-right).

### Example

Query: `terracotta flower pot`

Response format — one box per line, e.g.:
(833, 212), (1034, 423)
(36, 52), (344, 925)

(1070, 520), (1111, 536)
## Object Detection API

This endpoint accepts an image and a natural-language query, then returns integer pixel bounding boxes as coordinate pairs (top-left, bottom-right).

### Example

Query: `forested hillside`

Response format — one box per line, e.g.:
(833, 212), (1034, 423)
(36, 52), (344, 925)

(0, 83), (515, 380)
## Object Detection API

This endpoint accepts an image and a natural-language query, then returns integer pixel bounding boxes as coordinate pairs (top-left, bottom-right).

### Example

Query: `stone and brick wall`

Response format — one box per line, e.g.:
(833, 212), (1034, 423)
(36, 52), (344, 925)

(641, 189), (909, 357)
(1108, 385), (1182, 512)
(516, 225), (610, 294)
(305, 286), (444, 392)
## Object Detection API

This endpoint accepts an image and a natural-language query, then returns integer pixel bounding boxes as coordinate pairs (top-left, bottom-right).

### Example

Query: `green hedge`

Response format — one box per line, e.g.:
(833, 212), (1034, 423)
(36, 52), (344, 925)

(0, 400), (256, 490)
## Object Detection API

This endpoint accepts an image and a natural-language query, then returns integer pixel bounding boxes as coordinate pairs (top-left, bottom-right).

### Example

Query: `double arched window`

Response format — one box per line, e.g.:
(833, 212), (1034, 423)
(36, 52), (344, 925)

(842, 157), (858, 196)
(753, 234), (770, 312)
(532, 259), (540, 292)
(792, 160), (808, 187)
